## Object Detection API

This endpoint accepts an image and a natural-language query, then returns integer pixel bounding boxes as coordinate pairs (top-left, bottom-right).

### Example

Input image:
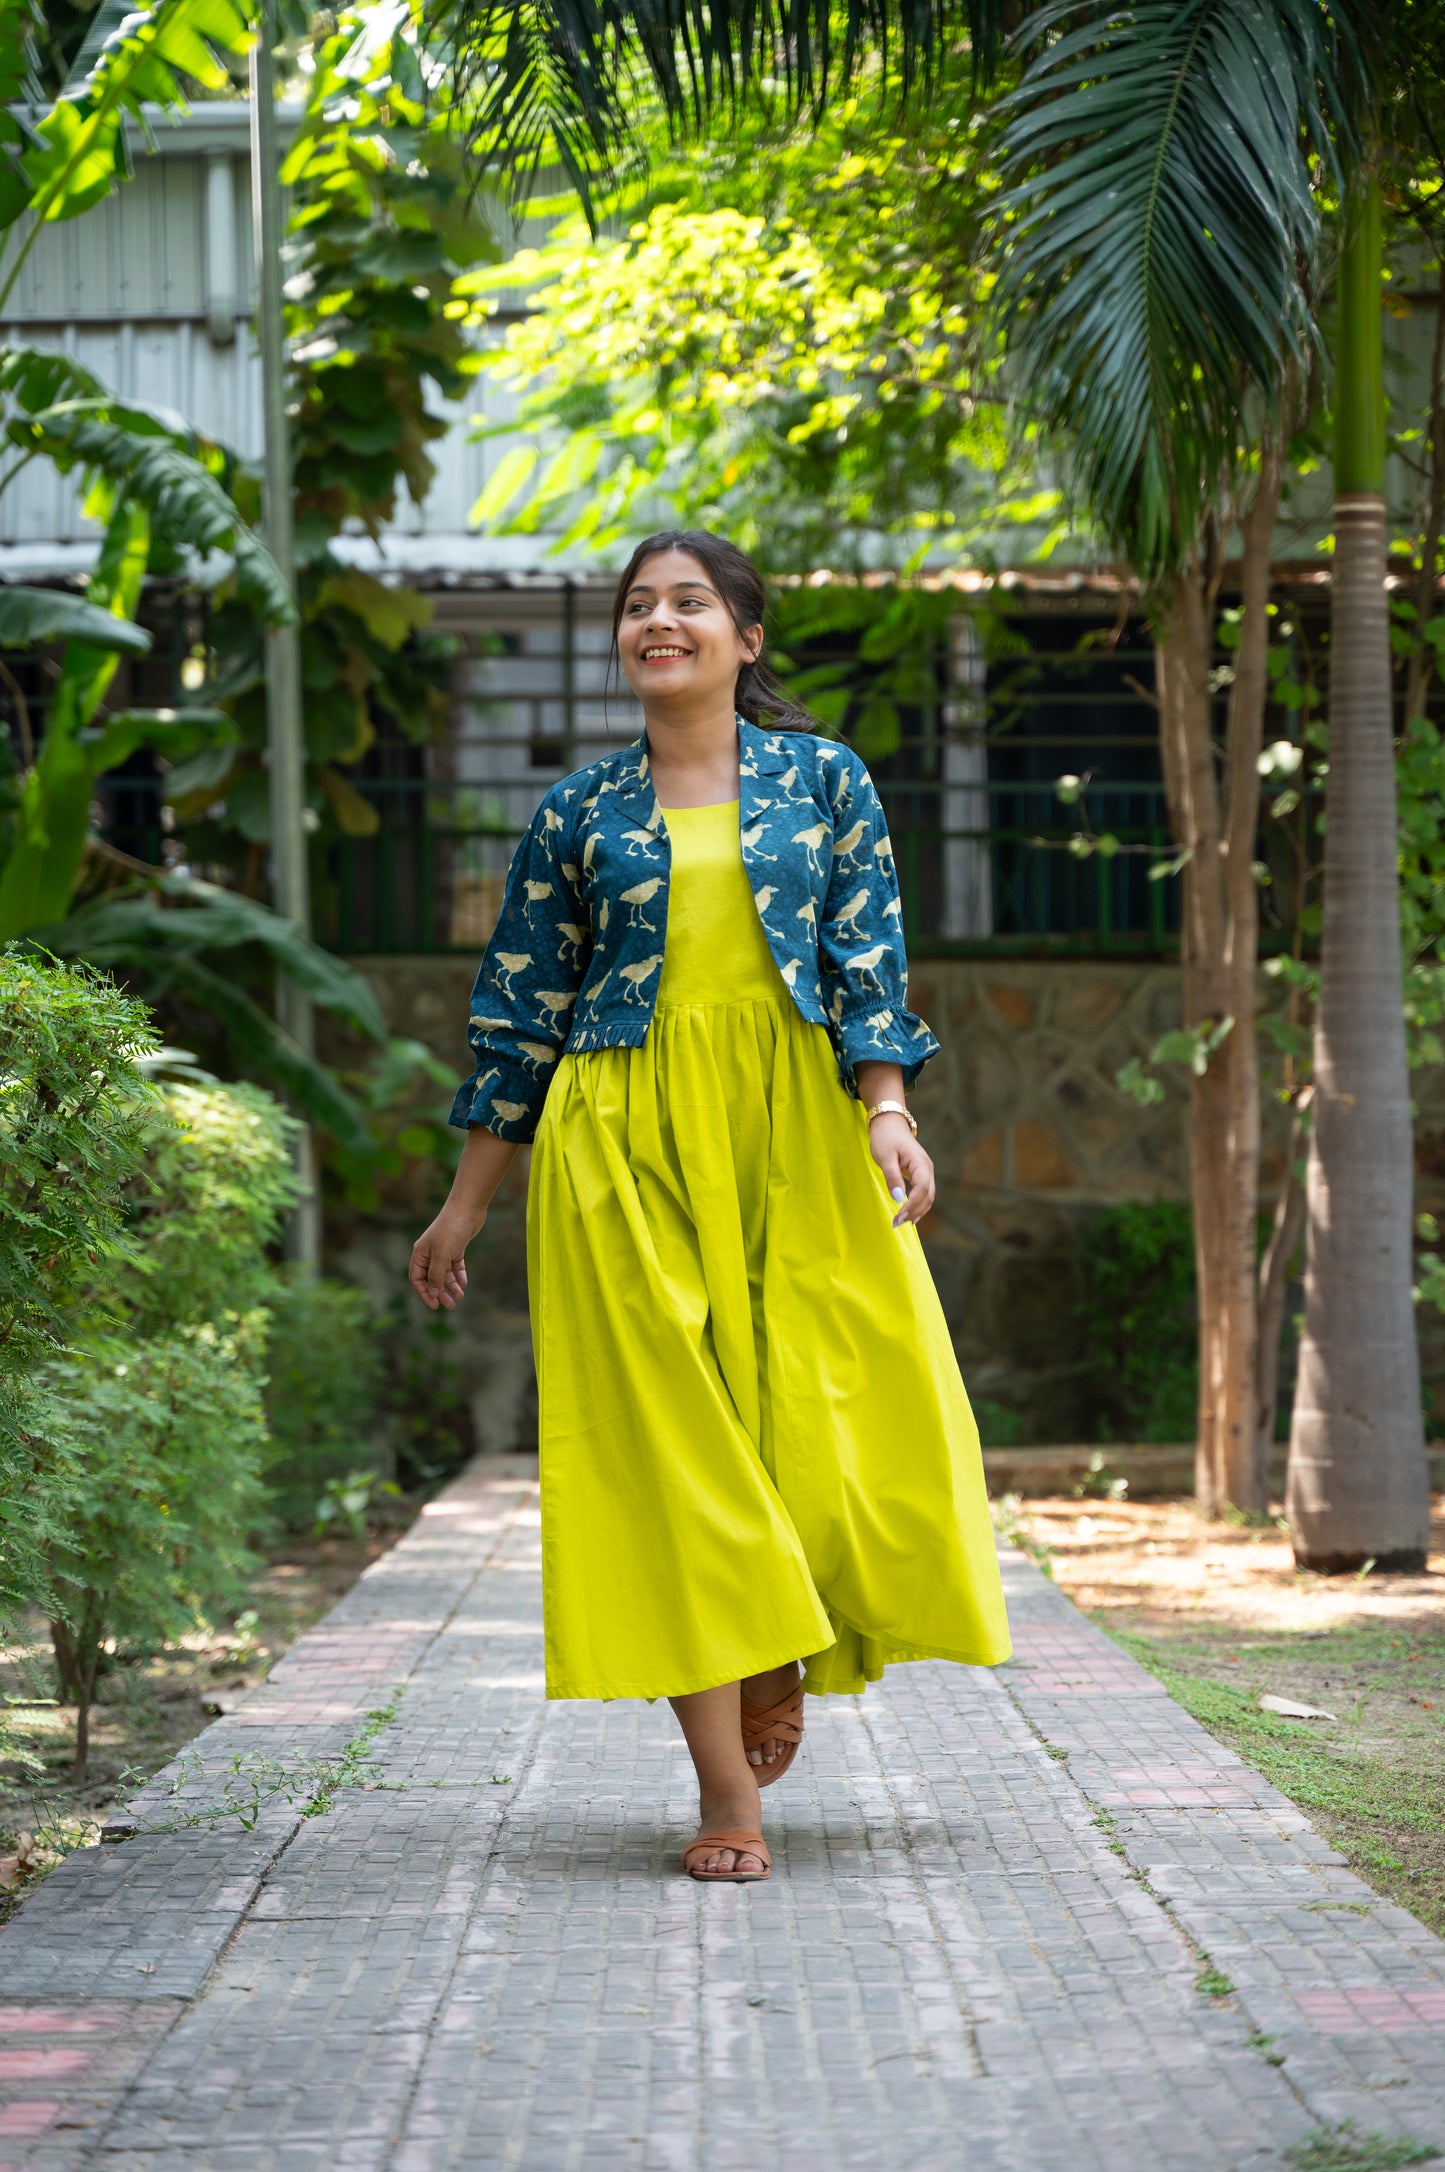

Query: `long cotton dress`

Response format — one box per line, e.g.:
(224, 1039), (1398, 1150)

(527, 799), (1011, 1701)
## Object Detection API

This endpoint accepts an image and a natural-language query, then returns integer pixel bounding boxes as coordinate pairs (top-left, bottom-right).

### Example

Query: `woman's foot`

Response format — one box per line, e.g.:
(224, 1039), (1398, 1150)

(741, 1660), (802, 1770)
(690, 1785), (766, 1877)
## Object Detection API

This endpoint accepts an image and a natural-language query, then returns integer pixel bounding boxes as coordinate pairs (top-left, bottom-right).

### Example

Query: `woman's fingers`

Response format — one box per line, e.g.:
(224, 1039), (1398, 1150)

(408, 1238), (439, 1309)
(875, 1143), (907, 1223)
(895, 1139), (936, 1224)
(410, 1231), (468, 1310)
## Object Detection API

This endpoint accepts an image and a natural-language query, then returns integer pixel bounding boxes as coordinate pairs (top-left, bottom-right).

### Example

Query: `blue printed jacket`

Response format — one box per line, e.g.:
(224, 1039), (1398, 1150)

(449, 718), (941, 1140)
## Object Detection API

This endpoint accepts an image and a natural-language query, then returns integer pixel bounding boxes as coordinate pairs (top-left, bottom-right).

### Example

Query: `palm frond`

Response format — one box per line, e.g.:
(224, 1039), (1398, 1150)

(995, 0), (1376, 574)
(428, 0), (1006, 217)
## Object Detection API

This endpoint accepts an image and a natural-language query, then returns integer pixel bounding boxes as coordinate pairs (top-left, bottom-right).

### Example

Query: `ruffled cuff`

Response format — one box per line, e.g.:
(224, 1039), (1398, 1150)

(447, 1055), (547, 1141)
(833, 1006), (941, 1096)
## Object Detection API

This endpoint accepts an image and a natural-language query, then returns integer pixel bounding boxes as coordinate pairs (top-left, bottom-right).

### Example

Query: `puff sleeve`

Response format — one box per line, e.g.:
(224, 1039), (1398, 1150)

(817, 751), (941, 1094)
(448, 784), (589, 1141)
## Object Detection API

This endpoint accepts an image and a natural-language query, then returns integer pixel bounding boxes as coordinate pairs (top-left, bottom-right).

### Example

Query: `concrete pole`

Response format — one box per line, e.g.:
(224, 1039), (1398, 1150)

(250, 5), (320, 1272)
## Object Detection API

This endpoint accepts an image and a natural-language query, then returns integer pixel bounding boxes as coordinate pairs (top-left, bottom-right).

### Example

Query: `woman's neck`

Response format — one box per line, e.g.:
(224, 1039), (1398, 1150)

(643, 702), (740, 810)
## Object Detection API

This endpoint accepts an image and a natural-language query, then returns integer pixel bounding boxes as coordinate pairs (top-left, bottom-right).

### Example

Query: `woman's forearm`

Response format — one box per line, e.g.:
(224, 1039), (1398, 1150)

(854, 1061), (907, 1108)
(448, 1122), (522, 1228)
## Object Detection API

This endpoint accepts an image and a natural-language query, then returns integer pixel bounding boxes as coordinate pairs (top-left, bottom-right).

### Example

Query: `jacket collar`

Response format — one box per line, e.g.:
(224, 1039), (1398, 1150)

(616, 717), (794, 806)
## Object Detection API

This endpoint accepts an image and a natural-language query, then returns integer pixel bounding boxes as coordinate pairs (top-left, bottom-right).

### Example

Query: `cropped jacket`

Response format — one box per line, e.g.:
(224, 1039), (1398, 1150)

(449, 718), (941, 1141)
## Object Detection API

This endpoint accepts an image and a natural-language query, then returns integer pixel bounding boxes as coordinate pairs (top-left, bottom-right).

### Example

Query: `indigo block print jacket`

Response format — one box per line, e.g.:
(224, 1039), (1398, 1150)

(449, 718), (941, 1141)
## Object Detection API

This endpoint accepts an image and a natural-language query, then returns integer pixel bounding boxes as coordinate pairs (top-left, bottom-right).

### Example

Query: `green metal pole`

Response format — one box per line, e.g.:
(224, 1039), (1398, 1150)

(250, 3), (319, 1271)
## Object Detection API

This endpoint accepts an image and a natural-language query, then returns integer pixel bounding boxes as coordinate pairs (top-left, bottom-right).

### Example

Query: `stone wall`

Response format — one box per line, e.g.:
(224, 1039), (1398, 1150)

(328, 953), (1445, 1451)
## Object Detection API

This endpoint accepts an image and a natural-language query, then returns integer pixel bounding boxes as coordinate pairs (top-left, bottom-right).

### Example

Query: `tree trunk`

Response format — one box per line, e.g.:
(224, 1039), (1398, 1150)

(1287, 174), (1431, 1572)
(1154, 457), (1279, 1518)
(50, 1611), (100, 1779)
(1257, 1103), (1307, 1468)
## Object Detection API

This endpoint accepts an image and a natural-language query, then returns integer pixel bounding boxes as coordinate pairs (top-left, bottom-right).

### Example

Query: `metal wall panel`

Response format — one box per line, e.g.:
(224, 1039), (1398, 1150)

(4, 156), (253, 322)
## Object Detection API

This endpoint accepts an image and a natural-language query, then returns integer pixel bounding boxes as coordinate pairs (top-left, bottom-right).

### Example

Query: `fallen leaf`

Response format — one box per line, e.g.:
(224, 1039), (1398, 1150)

(0, 1856), (21, 1890)
(1259, 1694), (1338, 1721)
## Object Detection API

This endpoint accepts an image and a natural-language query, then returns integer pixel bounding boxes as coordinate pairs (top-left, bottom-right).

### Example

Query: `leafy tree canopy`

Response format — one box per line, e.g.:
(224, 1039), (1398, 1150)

(458, 57), (1064, 572)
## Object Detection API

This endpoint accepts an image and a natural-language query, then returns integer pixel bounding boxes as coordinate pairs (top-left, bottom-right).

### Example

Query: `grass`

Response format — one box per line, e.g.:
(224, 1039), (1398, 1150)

(1283, 2121), (1440, 2171)
(1103, 1623), (1445, 1937)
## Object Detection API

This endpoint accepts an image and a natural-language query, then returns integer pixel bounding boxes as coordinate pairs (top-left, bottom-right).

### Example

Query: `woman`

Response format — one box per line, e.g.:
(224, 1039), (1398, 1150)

(411, 531), (1010, 1884)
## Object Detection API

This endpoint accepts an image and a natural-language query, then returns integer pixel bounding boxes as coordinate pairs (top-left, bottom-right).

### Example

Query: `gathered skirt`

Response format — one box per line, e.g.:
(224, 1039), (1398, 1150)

(526, 979), (1011, 1702)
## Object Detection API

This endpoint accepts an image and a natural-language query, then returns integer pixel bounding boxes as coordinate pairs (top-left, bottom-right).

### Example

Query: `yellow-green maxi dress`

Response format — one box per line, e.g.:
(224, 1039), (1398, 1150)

(527, 800), (1011, 1701)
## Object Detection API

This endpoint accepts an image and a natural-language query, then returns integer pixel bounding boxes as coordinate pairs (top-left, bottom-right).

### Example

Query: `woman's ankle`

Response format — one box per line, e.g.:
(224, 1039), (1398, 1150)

(742, 1658), (801, 1703)
(697, 1777), (762, 1830)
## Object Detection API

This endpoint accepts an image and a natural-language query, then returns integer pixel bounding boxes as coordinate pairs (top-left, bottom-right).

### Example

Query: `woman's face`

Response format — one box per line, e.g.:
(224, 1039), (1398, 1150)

(616, 549), (761, 712)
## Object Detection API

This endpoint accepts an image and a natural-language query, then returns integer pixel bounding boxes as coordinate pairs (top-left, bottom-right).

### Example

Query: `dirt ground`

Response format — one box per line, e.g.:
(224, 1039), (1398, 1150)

(1001, 1492), (1445, 1937)
(0, 1515), (414, 1915)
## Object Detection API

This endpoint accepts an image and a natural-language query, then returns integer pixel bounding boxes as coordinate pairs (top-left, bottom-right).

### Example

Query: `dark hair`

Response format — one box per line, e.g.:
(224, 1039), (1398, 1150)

(609, 530), (818, 734)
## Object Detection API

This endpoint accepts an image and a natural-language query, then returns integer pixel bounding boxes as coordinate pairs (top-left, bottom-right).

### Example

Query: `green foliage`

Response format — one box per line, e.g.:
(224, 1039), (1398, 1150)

(0, 949), (159, 1380)
(0, 586), (151, 654)
(1077, 1203), (1197, 1443)
(100, 1080), (299, 1338)
(262, 1279), (388, 1530)
(313, 1468), (400, 1544)
(35, 1328), (269, 1746)
(31, 876), (387, 1153)
(387, 1306), (476, 1491)
(458, 68), (1055, 571)
(428, 0), (1006, 222)
(0, 995), (301, 1770)
(0, 949), (159, 1614)
(0, 0), (254, 307)
(15, 395), (292, 624)
(180, 3), (492, 873)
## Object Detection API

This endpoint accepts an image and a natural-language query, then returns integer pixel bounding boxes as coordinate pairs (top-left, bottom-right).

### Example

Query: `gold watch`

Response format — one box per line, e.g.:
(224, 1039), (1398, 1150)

(865, 1098), (917, 1137)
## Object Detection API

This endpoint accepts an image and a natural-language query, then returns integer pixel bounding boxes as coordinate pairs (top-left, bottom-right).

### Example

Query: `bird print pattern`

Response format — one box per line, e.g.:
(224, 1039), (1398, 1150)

(450, 717), (941, 1140)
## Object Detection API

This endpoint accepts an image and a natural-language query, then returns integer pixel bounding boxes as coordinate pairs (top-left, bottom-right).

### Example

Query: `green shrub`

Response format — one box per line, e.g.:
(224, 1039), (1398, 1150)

(262, 1279), (388, 1529)
(37, 1327), (269, 1772)
(95, 1078), (299, 1337)
(0, 949), (160, 1613)
(1077, 1202), (1197, 1443)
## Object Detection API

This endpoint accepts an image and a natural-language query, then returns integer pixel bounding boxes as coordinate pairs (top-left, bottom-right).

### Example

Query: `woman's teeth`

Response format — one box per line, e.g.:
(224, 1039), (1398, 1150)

(642, 646), (688, 659)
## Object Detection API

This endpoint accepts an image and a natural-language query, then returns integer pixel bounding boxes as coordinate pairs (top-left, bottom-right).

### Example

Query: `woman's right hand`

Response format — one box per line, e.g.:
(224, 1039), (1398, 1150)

(409, 1206), (486, 1312)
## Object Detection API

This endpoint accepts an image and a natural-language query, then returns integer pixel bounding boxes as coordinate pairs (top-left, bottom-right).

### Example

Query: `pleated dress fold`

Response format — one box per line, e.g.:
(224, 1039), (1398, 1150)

(527, 799), (1011, 1701)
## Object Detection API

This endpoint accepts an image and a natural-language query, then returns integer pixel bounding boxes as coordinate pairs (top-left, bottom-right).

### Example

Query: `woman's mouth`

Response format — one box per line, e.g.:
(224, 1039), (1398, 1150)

(640, 645), (691, 663)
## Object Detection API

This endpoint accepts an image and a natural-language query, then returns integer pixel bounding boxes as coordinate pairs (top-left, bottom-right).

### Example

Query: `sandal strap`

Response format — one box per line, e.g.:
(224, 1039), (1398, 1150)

(740, 1686), (805, 1750)
(681, 1830), (771, 1873)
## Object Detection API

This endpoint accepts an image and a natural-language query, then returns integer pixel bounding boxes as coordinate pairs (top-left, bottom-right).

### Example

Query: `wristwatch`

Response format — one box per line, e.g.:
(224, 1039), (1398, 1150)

(865, 1098), (918, 1137)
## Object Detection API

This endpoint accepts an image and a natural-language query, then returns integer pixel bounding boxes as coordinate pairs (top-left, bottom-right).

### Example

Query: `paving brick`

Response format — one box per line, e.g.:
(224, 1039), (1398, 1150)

(1, 1458), (1443, 2168)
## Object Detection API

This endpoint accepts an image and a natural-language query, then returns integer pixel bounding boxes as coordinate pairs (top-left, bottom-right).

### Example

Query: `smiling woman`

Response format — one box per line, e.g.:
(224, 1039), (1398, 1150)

(409, 529), (1010, 1886)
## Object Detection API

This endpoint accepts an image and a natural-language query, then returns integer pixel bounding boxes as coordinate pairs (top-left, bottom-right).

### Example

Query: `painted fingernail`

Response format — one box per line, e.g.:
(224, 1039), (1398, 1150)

(890, 1185), (907, 1202)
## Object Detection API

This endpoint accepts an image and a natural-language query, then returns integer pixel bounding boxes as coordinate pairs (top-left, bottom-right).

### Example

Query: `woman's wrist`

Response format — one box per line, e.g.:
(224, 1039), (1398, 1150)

(445, 1127), (520, 1226)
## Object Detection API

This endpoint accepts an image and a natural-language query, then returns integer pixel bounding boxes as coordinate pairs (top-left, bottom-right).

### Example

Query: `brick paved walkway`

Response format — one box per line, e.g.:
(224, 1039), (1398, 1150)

(2, 1456), (1443, 2172)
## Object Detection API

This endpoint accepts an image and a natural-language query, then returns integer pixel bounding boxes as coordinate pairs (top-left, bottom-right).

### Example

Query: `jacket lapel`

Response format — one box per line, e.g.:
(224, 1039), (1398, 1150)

(615, 732), (665, 835)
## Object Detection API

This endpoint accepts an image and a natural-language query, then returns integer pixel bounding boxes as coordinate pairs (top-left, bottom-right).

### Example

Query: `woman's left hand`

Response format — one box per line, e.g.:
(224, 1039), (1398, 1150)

(869, 1112), (935, 1228)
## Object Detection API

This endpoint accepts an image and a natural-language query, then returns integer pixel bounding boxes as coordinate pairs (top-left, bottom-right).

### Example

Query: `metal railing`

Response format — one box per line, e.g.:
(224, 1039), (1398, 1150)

(315, 773), (1183, 959)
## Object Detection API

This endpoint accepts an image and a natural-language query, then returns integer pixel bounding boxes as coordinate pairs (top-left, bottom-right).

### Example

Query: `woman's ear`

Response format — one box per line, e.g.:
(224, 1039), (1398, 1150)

(742, 623), (763, 664)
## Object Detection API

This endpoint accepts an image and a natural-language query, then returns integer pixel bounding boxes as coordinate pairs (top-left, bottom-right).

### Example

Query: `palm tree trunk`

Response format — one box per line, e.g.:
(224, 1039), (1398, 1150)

(1287, 173), (1431, 1572)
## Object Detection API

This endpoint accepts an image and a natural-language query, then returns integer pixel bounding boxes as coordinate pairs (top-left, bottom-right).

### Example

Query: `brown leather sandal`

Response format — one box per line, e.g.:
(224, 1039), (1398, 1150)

(681, 1829), (771, 1883)
(741, 1680), (805, 1787)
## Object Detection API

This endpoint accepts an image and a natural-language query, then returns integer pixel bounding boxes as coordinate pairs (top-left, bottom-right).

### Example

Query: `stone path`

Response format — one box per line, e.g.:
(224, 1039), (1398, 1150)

(2, 1455), (1443, 2172)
